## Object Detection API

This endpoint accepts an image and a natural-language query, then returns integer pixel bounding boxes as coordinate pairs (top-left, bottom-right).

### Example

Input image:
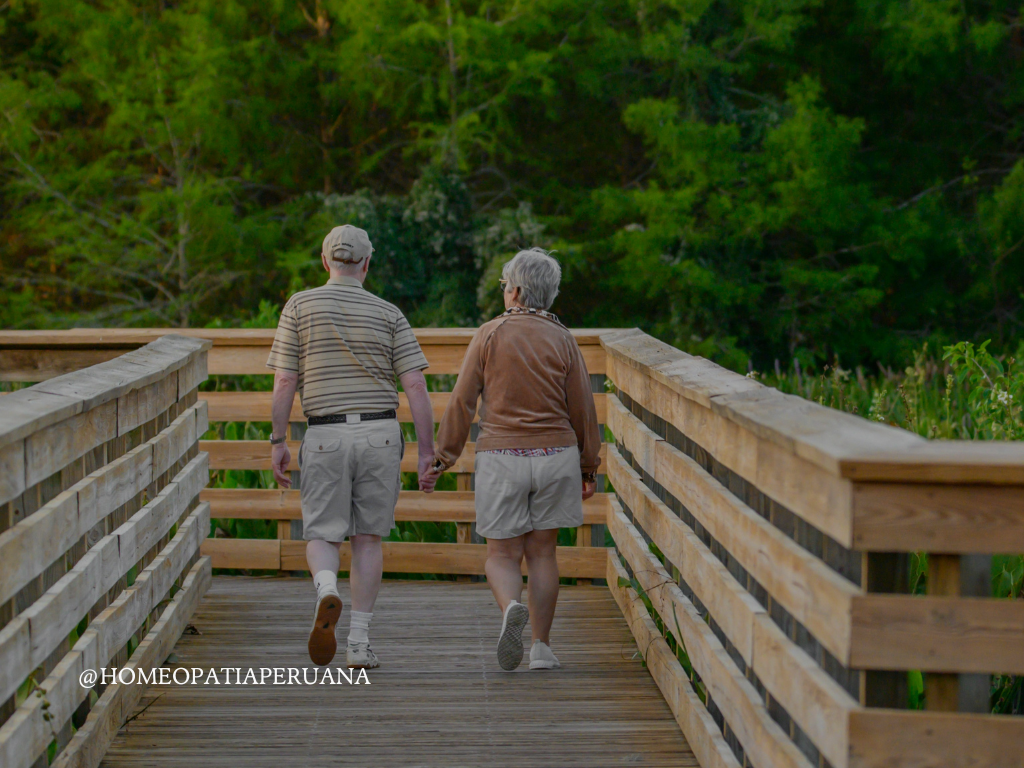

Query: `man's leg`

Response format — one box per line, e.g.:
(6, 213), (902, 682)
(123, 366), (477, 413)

(305, 539), (344, 666)
(485, 535), (525, 612)
(523, 528), (560, 644)
(349, 533), (383, 612)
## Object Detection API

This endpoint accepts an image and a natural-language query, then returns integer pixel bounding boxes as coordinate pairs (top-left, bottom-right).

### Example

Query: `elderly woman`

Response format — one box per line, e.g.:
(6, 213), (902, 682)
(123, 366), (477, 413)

(424, 248), (601, 671)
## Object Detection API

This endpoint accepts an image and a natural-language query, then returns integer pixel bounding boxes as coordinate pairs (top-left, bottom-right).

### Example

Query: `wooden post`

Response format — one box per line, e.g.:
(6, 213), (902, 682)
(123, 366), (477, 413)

(456, 473), (472, 582)
(287, 420), (306, 575)
(577, 524), (592, 586)
(861, 552), (909, 708)
(926, 553), (991, 713)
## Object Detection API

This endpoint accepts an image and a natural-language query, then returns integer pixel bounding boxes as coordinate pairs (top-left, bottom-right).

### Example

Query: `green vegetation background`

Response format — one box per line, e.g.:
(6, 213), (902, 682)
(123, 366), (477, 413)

(4, 0), (1024, 374)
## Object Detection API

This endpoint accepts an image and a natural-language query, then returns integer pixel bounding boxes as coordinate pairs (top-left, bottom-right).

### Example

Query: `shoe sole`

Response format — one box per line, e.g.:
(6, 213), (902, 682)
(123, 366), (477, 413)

(529, 660), (561, 670)
(497, 603), (530, 671)
(308, 594), (342, 666)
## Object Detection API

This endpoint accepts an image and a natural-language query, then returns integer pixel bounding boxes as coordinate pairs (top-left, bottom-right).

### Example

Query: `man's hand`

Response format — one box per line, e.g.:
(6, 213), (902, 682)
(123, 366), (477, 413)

(272, 442), (292, 489)
(582, 480), (596, 501)
(418, 453), (439, 493)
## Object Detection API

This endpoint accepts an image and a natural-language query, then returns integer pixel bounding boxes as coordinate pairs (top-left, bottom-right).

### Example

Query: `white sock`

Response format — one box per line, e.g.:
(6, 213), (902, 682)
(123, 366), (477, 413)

(348, 610), (372, 647)
(313, 570), (338, 597)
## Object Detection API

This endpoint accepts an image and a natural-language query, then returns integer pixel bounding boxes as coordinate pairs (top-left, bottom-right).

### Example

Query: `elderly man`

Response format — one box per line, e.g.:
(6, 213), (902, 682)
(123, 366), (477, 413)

(267, 224), (437, 669)
(424, 248), (600, 671)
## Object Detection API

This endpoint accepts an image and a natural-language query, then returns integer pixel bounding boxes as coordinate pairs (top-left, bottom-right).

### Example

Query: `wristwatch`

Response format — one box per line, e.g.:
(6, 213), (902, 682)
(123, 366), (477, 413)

(431, 458), (447, 473)
(269, 435), (287, 445)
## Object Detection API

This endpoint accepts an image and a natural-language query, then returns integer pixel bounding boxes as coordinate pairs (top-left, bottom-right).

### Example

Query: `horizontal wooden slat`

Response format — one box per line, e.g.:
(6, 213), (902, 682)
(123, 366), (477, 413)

(200, 538), (608, 578)
(608, 396), (859, 663)
(50, 557), (212, 768)
(847, 708), (1024, 768)
(202, 439), (606, 474)
(606, 552), (742, 768)
(0, 455), (208, 706)
(0, 506), (208, 768)
(0, 328), (610, 379)
(851, 481), (1024, 553)
(607, 499), (815, 768)
(199, 391), (607, 425)
(0, 403), (203, 607)
(607, 495), (852, 768)
(849, 593), (1024, 674)
(201, 488), (611, 525)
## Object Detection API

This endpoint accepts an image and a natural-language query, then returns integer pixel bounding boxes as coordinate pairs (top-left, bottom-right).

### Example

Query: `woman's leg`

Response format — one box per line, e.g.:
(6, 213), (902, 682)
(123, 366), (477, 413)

(523, 528), (560, 644)
(485, 535), (526, 612)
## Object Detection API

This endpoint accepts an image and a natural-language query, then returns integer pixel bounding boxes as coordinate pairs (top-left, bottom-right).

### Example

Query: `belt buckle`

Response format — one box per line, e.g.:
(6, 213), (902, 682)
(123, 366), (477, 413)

(348, 413), (361, 424)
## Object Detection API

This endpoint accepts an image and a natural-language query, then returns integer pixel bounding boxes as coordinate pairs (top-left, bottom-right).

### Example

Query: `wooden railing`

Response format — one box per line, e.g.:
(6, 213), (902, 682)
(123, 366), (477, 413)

(0, 335), (211, 768)
(0, 329), (613, 580)
(601, 329), (1024, 768)
(4, 326), (1022, 768)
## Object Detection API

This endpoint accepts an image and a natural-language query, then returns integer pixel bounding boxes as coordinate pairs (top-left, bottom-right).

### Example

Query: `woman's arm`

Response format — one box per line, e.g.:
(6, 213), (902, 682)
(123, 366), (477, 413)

(565, 343), (602, 486)
(433, 328), (487, 471)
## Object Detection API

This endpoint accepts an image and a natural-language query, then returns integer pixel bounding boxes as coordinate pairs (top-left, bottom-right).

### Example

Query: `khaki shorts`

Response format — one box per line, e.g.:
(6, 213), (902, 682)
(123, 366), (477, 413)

(474, 446), (584, 539)
(298, 420), (404, 542)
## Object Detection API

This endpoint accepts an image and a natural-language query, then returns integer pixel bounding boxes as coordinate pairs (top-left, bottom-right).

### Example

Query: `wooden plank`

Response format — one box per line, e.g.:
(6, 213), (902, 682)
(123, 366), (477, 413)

(610, 398), (859, 663)
(608, 355), (856, 546)
(24, 400), (117, 488)
(852, 481), (1024, 553)
(202, 440), (606, 474)
(200, 538), (281, 569)
(0, 389), (84, 450)
(50, 558), (212, 768)
(847, 709), (1024, 768)
(0, 439), (26, 508)
(0, 349), (122, 382)
(0, 327), (619, 346)
(200, 488), (611, 525)
(608, 448), (763, 662)
(849, 593), (1024, 674)
(0, 402), (202, 608)
(607, 552), (742, 768)
(199, 391), (607, 425)
(0, 507), (208, 768)
(199, 539), (608, 577)
(607, 498), (853, 768)
(116, 374), (178, 435)
(5, 456), (206, 694)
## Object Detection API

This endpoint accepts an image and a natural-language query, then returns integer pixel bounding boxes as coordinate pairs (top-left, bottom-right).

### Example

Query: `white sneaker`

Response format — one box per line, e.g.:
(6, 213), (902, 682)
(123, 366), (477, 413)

(529, 640), (561, 670)
(497, 601), (530, 671)
(308, 590), (343, 666)
(347, 643), (380, 669)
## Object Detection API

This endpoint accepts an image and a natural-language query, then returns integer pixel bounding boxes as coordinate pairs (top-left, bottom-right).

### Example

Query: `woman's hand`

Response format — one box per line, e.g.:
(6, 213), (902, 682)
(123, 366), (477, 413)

(582, 480), (596, 501)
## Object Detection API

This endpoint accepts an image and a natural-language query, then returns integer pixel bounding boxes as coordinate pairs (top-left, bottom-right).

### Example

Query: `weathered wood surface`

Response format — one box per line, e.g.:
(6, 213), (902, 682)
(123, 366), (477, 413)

(0, 328), (611, 379)
(54, 558), (212, 768)
(201, 487), (610, 525)
(602, 328), (1024, 485)
(201, 439), (607, 474)
(199, 390), (607, 424)
(0, 508), (208, 768)
(98, 576), (696, 768)
(199, 538), (609, 578)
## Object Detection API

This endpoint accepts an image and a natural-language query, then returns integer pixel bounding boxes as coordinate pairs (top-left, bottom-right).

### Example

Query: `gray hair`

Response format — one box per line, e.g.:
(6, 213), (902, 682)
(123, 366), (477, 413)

(501, 248), (561, 310)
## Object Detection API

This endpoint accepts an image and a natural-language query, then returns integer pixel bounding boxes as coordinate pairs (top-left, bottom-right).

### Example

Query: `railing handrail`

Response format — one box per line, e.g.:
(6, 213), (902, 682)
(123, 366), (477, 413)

(601, 327), (1024, 483)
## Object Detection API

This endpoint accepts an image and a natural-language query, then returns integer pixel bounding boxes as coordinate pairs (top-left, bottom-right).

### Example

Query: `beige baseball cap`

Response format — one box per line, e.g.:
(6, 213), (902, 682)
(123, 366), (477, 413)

(323, 224), (373, 265)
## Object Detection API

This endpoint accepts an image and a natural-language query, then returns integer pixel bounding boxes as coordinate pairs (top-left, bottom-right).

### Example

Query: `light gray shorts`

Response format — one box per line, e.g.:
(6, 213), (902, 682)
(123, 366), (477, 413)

(298, 420), (404, 542)
(474, 446), (584, 540)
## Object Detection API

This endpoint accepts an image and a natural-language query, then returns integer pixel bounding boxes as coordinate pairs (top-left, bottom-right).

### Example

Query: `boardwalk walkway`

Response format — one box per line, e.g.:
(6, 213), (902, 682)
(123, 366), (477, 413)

(100, 577), (697, 768)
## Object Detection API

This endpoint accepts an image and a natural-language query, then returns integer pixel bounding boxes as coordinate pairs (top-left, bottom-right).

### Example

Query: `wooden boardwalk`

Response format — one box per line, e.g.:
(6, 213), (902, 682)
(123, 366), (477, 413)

(100, 577), (697, 768)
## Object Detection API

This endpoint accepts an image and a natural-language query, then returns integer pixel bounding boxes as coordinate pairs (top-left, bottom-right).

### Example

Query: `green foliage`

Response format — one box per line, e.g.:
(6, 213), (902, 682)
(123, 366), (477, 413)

(3, 0), (1024, 366)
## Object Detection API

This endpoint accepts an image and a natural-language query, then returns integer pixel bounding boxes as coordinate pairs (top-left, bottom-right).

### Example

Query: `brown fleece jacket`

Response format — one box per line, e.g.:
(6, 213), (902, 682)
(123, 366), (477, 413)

(434, 310), (601, 476)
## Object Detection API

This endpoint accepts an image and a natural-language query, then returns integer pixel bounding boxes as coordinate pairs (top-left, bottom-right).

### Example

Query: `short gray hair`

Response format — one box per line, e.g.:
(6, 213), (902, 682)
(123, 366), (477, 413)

(501, 248), (561, 310)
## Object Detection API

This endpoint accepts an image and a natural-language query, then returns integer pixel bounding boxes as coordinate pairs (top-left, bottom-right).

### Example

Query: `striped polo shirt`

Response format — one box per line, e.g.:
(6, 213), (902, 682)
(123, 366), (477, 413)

(266, 276), (428, 417)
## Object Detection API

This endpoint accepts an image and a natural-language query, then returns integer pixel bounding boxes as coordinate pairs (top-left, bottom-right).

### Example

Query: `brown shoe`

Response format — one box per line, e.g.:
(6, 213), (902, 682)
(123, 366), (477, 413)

(308, 591), (343, 666)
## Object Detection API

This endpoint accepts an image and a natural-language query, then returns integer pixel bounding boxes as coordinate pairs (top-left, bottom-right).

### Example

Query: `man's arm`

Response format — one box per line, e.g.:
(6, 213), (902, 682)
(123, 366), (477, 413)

(271, 369), (299, 489)
(565, 345), (601, 501)
(399, 369), (436, 492)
